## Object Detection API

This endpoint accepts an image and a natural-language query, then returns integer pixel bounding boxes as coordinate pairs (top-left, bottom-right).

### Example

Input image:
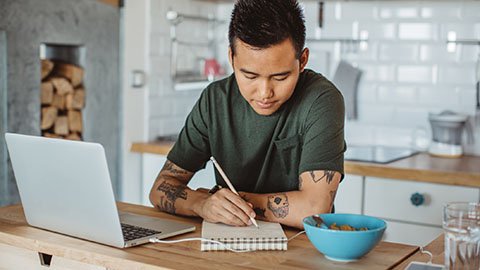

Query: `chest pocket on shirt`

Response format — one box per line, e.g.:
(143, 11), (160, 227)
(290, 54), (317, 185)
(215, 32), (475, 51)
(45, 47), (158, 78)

(274, 134), (302, 180)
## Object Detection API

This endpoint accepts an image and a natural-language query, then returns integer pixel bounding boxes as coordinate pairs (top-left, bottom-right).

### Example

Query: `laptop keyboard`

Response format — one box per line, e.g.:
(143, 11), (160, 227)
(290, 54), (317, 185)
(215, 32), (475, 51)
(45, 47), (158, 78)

(121, 223), (161, 241)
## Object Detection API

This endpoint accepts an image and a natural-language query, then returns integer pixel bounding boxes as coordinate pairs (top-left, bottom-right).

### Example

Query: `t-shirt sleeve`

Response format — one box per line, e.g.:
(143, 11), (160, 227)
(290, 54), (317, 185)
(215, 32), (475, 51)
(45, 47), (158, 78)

(167, 90), (211, 173)
(299, 88), (346, 175)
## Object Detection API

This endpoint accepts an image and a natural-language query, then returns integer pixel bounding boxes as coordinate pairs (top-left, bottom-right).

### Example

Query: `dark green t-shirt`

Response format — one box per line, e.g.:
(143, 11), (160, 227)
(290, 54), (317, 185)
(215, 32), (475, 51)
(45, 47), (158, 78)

(168, 69), (346, 193)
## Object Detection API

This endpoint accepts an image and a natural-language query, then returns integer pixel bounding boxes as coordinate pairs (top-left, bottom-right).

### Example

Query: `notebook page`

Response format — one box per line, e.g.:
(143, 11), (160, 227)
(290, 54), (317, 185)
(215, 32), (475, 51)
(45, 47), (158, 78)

(201, 220), (287, 240)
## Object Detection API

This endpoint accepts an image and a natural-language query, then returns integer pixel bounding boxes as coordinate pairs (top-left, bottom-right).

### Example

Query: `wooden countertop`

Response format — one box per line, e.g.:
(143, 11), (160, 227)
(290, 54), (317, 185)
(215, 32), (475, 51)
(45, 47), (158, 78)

(394, 234), (444, 269)
(0, 202), (418, 270)
(131, 141), (480, 187)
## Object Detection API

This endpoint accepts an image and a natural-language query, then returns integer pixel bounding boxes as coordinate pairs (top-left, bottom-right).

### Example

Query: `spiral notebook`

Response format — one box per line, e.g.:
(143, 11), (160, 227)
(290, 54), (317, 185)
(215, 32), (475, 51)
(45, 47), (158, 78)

(201, 220), (287, 251)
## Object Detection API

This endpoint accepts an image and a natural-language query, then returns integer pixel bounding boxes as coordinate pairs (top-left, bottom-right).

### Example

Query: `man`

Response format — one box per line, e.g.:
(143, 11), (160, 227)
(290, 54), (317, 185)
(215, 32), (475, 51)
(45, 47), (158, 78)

(149, 0), (345, 229)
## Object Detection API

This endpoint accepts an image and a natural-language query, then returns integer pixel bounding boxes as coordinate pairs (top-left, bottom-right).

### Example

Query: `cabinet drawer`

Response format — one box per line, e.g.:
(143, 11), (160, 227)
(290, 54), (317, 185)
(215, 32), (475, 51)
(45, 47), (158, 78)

(335, 174), (363, 214)
(364, 177), (479, 226)
(383, 220), (442, 246)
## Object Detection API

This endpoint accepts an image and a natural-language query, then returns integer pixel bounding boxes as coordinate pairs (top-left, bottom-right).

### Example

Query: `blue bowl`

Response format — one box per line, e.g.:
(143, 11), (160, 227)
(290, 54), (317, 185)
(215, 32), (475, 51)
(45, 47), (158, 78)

(303, 213), (387, 262)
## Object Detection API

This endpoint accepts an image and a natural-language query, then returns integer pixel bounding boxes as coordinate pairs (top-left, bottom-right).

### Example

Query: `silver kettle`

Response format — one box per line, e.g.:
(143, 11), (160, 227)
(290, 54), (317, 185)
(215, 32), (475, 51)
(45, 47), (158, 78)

(428, 111), (474, 157)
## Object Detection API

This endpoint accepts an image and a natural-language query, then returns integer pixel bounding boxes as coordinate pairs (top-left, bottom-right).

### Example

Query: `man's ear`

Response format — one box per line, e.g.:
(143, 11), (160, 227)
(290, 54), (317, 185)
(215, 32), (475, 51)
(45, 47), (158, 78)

(228, 47), (234, 69)
(299, 48), (309, 72)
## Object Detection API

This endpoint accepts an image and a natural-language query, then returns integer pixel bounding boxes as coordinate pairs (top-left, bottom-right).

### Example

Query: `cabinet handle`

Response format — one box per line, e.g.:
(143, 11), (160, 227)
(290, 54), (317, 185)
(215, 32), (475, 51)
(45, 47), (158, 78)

(410, 192), (425, 207)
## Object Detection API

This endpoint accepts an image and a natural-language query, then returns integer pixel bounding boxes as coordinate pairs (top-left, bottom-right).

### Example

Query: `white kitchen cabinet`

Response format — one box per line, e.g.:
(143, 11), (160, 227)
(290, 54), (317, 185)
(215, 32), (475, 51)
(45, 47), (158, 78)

(141, 154), (215, 206)
(363, 177), (479, 246)
(364, 177), (479, 226)
(382, 220), (443, 247)
(335, 174), (363, 214)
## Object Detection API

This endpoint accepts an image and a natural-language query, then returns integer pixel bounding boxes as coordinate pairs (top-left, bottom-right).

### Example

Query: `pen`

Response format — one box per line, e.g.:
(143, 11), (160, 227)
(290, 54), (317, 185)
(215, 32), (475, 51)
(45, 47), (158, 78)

(209, 156), (259, 228)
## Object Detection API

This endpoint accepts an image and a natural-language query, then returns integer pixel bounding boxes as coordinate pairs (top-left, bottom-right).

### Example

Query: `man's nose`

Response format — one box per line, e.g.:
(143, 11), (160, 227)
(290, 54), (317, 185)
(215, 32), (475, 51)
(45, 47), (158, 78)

(259, 80), (274, 100)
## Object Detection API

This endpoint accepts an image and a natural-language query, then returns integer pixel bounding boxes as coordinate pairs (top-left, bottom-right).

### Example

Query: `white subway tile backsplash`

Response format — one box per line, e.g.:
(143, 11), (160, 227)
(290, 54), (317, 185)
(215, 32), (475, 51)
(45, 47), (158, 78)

(336, 2), (378, 21)
(343, 42), (378, 61)
(317, 22), (356, 39)
(362, 64), (396, 82)
(359, 23), (397, 40)
(150, 0), (169, 35)
(418, 87), (461, 107)
(461, 2), (480, 21)
(438, 64), (476, 84)
(344, 121), (377, 145)
(379, 43), (418, 62)
(378, 2), (420, 19)
(377, 86), (418, 104)
(357, 83), (378, 103)
(150, 35), (170, 57)
(392, 107), (429, 127)
(374, 125), (415, 147)
(397, 65), (434, 83)
(149, 55), (171, 79)
(396, 8), (418, 19)
(307, 50), (332, 77)
(398, 23), (437, 41)
(419, 3), (461, 20)
(358, 105), (395, 124)
(419, 44), (459, 63)
(439, 23), (478, 41)
(460, 45), (480, 63)
(458, 87), (477, 115)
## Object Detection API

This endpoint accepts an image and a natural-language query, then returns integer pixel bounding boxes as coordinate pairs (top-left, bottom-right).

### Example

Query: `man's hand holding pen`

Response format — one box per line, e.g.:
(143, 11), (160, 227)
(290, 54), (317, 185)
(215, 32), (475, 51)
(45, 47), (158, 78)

(193, 187), (256, 227)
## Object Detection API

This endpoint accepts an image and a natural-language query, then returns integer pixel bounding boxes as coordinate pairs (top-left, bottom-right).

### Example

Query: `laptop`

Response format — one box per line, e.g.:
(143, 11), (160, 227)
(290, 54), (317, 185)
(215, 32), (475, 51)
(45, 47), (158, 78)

(4, 133), (195, 248)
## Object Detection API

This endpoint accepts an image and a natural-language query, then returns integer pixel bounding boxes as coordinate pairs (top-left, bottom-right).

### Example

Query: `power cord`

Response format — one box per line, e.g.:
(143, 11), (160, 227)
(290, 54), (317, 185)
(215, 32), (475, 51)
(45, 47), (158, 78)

(149, 230), (306, 253)
(419, 245), (434, 264)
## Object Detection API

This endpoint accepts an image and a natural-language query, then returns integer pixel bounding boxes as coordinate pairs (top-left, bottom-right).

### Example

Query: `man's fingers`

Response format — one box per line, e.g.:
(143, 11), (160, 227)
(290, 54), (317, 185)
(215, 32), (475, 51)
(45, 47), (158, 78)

(218, 209), (247, 226)
(221, 201), (252, 226)
(220, 190), (255, 219)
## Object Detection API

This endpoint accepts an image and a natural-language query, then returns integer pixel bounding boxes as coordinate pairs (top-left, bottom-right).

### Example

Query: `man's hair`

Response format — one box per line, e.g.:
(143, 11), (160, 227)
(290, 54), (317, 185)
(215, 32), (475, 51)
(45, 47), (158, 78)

(228, 0), (306, 59)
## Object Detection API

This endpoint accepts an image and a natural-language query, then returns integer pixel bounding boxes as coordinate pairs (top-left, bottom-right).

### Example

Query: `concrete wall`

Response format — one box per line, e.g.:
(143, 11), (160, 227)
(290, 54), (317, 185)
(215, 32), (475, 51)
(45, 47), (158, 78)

(0, 0), (121, 206)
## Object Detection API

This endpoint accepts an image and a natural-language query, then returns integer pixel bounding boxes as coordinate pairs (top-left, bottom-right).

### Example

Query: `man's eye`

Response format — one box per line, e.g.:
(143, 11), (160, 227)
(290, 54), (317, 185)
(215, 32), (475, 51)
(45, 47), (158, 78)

(274, 76), (288, 81)
(245, 75), (257, 80)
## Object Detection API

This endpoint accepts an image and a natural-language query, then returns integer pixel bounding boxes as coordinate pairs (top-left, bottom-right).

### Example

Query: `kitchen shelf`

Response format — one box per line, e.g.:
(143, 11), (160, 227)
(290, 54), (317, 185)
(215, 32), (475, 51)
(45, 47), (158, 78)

(446, 39), (480, 45)
(173, 74), (226, 91)
(167, 10), (226, 91)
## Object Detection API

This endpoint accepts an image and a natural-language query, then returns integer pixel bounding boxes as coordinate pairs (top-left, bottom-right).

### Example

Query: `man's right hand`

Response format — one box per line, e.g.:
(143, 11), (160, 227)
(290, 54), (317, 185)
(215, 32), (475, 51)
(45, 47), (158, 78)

(193, 188), (256, 226)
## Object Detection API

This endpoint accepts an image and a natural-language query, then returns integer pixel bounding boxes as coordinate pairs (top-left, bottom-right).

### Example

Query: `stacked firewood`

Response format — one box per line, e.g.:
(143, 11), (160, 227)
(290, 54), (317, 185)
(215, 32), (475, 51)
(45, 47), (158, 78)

(40, 59), (85, 140)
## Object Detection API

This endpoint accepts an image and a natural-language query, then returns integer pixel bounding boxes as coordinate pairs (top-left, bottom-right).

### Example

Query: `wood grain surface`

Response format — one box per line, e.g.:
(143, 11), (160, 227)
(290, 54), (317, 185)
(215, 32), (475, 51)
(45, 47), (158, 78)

(394, 234), (444, 269)
(0, 202), (419, 270)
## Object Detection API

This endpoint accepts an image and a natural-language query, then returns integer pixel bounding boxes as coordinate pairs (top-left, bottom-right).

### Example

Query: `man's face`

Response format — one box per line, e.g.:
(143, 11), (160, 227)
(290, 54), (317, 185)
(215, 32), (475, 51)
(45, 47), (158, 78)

(229, 38), (309, 116)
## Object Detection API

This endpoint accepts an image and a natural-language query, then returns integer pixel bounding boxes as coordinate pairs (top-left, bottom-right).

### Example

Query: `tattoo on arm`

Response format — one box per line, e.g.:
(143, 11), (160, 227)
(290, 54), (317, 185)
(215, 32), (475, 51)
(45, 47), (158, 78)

(162, 160), (188, 175)
(309, 170), (336, 184)
(254, 207), (266, 218)
(156, 181), (188, 214)
(267, 193), (289, 218)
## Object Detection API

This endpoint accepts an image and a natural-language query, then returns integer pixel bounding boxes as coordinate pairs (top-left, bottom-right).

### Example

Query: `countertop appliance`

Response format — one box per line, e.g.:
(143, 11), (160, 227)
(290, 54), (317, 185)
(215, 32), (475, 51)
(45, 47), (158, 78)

(428, 111), (474, 158)
(345, 145), (418, 164)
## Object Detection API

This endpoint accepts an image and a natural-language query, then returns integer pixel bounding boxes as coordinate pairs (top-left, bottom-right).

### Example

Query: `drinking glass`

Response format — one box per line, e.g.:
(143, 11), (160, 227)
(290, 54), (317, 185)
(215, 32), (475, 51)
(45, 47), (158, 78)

(443, 202), (480, 270)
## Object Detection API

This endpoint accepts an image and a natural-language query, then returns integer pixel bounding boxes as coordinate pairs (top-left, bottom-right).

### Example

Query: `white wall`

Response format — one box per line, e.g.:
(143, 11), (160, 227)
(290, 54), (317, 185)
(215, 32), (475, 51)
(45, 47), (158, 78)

(148, 0), (217, 139)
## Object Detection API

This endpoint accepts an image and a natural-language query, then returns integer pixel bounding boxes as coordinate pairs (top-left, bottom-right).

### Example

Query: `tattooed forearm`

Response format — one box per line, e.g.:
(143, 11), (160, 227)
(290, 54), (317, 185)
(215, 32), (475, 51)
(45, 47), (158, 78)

(254, 207), (266, 218)
(308, 170), (336, 184)
(156, 181), (188, 214)
(267, 193), (289, 218)
(162, 160), (188, 175)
